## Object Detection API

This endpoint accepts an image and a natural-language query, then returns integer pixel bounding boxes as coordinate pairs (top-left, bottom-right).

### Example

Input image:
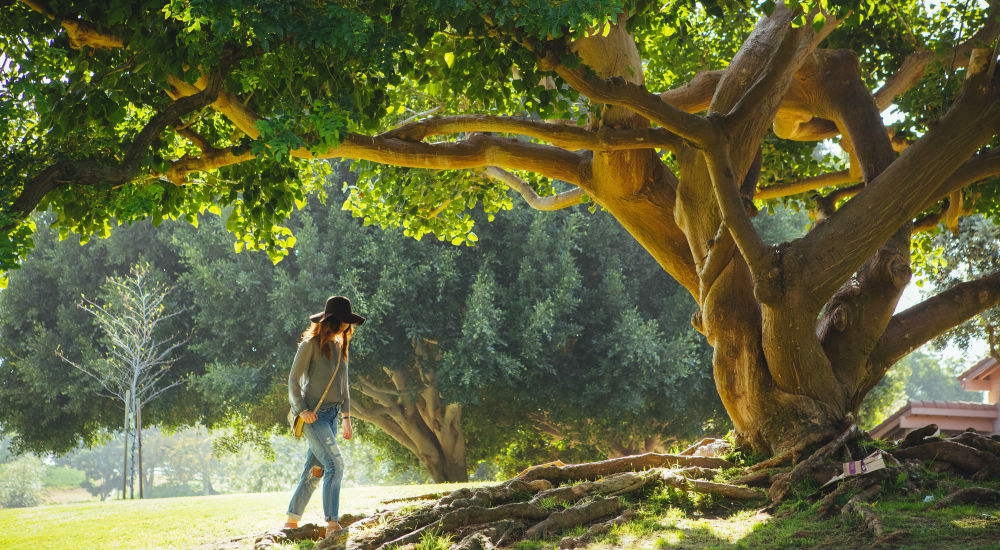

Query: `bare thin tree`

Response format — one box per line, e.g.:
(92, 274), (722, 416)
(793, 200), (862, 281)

(57, 263), (188, 499)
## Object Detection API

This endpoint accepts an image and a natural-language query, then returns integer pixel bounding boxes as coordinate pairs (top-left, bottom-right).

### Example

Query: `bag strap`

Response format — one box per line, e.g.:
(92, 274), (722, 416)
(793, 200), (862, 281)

(311, 343), (344, 414)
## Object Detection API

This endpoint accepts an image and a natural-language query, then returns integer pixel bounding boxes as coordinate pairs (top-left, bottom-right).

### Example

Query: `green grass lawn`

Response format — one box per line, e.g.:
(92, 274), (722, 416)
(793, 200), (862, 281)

(0, 482), (477, 550)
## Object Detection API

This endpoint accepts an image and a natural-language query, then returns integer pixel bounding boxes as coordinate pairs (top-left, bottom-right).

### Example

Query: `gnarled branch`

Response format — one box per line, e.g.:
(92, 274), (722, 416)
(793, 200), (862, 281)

(541, 54), (713, 145)
(23, 0), (125, 50)
(657, 70), (723, 113)
(869, 270), (1000, 383)
(924, 148), (1000, 209)
(792, 50), (1000, 309)
(704, 142), (771, 280)
(874, 1), (1000, 112)
(164, 130), (589, 189)
(481, 167), (586, 211)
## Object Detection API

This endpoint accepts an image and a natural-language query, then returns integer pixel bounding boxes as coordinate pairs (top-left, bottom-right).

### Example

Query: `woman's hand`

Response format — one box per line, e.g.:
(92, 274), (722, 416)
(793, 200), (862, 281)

(300, 411), (318, 424)
(342, 417), (353, 440)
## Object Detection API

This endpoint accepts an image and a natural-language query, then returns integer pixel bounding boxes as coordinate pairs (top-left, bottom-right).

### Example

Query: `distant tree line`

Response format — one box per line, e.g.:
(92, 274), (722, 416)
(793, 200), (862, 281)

(1, 180), (727, 481)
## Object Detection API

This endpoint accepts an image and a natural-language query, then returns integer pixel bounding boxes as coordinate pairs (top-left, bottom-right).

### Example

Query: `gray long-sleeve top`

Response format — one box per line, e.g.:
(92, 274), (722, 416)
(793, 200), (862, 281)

(288, 338), (350, 416)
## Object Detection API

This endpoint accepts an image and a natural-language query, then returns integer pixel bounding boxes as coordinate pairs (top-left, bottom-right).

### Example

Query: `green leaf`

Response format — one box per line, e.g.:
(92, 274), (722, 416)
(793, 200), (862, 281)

(812, 12), (826, 33)
(443, 52), (455, 68)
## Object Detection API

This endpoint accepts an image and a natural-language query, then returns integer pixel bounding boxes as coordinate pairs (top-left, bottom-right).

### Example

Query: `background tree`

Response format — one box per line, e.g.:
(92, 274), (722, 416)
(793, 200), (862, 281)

(54, 435), (124, 501)
(0, 454), (45, 508)
(1, 183), (725, 480)
(177, 183), (725, 481)
(5, 1), (998, 456)
(0, 216), (202, 455)
(57, 264), (188, 498)
(859, 349), (976, 429)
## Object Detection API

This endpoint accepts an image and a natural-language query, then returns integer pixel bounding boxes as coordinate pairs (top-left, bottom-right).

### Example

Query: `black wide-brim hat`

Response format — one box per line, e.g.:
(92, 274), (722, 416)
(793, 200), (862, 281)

(310, 296), (366, 325)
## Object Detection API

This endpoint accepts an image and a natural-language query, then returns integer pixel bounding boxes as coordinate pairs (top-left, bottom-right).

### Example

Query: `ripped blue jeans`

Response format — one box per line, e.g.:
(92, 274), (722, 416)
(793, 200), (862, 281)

(286, 405), (344, 522)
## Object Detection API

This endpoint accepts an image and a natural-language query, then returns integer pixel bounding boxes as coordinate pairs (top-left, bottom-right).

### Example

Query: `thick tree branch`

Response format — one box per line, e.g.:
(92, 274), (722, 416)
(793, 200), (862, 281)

(924, 148), (1000, 208)
(8, 52), (237, 226)
(173, 126), (213, 151)
(348, 401), (420, 456)
(657, 70), (723, 113)
(163, 146), (256, 185)
(354, 375), (403, 409)
(383, 115), (685, 152)
(813, 49), (898, 184)
(23, 0), (125, 50)
(868, 270), (1000, 387)
(540, 55), (713, 145)
(165, 132), (588, 189)
(704, 141), (770, 277)
(165, 75), (591, 188)
(793, 50), (1000, 307)
(775, 3), (1000, 143)
(755, 170), (856, 200)
(819, 225), (912, 392)
(812, 182), (864, 219)
(913, 202), (949, 232)
(481, 167), (586, 211)
(724, 22), (813, 134)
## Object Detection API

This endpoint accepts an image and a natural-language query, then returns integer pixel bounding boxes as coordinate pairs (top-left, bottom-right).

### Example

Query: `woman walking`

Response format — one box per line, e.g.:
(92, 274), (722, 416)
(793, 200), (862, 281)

(284, 296), (365, 536)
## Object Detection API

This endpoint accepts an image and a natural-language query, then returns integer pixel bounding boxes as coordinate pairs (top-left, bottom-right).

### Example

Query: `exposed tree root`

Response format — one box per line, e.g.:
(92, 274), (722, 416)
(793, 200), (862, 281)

(557, 509), (636, 549)
(659, 470), (766, 500)
(768, 423), (858, 505)
(339, 457), (752, 550)
(515, 452), (732, 483)
(816, 469), (891, 518)
(840, 483), (885, 538)
(247, 424), (1000, 550)
(745, 429), (833, 473)
(255, 515), (366, 550)
(524, 497), (622, 539)
(893, 440), (1000, 476)
(380, 491), (452, 505)
(900, 423), (939, 448)
(930, 487), (1000, 510)
(729, 469), (772, 487)
(253, 524), (326, 550)
(451, 532), (496, 550)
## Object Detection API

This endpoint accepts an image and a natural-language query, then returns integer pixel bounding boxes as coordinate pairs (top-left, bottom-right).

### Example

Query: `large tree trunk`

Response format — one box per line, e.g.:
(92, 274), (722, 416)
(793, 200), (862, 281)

(566, 9), (1000, 456)
(351, 338), (469, 482)
(568, 15), (831, 456)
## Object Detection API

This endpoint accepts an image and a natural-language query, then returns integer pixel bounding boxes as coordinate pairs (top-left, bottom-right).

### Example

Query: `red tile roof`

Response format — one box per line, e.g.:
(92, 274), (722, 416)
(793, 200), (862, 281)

(958, 356), (999, 384)
(869, 399), (998, 440)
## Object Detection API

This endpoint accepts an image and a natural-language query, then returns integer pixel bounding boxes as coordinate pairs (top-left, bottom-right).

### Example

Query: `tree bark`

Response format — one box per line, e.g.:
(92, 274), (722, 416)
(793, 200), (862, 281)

(351, 338), (468, 482)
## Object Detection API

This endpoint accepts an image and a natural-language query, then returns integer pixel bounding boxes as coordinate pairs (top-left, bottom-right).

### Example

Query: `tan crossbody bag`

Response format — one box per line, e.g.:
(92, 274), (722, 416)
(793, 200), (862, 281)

(289, 348), (343, 438)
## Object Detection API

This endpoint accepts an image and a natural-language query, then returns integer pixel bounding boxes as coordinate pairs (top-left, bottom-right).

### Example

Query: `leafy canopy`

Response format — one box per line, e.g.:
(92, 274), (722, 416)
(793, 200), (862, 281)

(3, 0), (997, 287)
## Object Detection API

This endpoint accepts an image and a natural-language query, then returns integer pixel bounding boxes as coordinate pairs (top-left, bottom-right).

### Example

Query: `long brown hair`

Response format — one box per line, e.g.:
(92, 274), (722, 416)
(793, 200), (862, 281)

(300, 320), (353, 360)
